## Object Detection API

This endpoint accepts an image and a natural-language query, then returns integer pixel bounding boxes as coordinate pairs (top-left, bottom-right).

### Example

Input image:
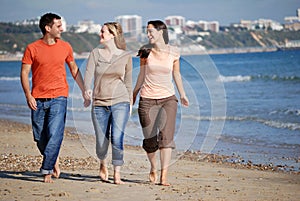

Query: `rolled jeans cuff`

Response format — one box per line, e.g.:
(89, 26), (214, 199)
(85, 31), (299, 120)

(112, 159), (124, 166)
(40, 168), (54, 175)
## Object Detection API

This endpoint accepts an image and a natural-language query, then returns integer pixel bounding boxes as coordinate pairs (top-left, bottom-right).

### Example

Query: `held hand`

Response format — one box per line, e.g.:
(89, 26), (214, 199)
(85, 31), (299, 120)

(83, 89), (92, 107)
(83, 99), (91, 108)
(133, 92), (137, 105)
(84, 89), (92, 100)
(180, 96), (189, 107)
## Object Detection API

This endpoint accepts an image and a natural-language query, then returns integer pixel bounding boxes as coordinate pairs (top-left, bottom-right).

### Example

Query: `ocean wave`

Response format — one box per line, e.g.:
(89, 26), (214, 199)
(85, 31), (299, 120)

(182, 114), (247, 121)
(68, 107), (90, 112)
(269, 108), (300, 116)
(182, 114), (300, 131)
(216, 74), (300, 83)
(219, 135), (300, 148)
(69, 93), (84, 100)
(256, 74), (300, 82)
(258, 119), (300, 131)
(0, 103), (28, 109)
(217, 75), (251, 82)
(0, 76), (20, 81)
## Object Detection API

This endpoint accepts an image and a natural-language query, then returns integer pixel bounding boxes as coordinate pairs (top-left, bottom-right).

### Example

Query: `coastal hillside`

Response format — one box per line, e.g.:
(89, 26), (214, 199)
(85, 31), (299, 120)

(198, 30), (300, 49)
(0, 22), (299, 54)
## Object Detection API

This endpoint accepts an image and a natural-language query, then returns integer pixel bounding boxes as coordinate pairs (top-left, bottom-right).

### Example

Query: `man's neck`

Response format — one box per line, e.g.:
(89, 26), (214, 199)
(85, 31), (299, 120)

(42, 35), (57, 45)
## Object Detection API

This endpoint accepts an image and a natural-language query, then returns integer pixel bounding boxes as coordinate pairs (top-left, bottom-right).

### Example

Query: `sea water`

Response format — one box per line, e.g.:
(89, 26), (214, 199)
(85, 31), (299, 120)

(0, 50), (299, 170)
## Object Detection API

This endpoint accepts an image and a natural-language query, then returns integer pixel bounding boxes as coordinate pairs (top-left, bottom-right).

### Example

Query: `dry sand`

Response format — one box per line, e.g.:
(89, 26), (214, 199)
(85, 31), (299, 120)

(0, 119), (299, 201)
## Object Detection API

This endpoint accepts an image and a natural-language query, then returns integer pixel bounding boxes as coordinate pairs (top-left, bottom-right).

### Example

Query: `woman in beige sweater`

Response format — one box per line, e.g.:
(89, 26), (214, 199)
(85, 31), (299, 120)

(83, 22), (132, 184)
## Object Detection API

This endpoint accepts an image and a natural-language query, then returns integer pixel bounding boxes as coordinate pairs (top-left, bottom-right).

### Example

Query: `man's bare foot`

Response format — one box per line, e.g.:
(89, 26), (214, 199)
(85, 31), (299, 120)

(53, 162), (60, 178)
(99, 163), (108, 181)
(114, 170), (124, 185)
(44, 174), (53, 183)
(149, 170), (157, 183)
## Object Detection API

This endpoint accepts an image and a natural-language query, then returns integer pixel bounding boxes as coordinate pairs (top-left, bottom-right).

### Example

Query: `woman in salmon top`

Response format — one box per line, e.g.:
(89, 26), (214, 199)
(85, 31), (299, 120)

(133, 20), (189, 186)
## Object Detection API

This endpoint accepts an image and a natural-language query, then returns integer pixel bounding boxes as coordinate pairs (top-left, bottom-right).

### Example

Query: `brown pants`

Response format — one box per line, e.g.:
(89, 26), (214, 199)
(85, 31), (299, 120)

(138, 95), (178, 153)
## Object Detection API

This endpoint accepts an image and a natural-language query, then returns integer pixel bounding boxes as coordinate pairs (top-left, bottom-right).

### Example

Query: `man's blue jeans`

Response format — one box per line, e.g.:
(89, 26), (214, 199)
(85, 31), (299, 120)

(31, 96), (67, 175)
(91, 102), (130, 166)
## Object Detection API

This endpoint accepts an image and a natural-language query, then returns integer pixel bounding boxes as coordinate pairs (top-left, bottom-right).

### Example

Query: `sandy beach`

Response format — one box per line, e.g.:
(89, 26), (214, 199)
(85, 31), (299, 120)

(0, 119), (299, 201)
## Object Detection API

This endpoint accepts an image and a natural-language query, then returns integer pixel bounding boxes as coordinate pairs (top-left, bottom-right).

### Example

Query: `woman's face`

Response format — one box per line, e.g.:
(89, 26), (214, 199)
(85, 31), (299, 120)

(99, 25), (114, 44)
(147, 24), (162, 44)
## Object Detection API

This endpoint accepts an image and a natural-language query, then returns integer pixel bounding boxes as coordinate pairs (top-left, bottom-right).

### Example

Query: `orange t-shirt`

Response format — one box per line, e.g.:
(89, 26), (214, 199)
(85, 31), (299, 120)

(22, 39), (74, 98)
(140, 45), (180, 99)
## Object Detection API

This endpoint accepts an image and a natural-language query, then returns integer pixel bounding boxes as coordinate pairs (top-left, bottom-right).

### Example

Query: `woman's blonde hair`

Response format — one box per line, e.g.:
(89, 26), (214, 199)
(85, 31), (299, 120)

(104, 22), (126, 50)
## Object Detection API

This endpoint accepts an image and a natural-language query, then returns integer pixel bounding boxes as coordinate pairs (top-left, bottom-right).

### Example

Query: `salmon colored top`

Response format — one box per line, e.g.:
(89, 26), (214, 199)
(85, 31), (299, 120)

(22, 39), (74, 98)
(140, 45), (180, 99)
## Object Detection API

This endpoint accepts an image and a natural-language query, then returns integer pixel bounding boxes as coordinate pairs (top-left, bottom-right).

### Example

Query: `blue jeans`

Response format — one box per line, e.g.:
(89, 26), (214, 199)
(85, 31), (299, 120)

(92, 102), (130, 166)
(31, 96), (67, 175)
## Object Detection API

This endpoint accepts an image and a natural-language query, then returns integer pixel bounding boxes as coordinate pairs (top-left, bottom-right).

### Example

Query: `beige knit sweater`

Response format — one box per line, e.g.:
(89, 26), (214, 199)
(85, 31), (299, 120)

(84, 48), (132, 106)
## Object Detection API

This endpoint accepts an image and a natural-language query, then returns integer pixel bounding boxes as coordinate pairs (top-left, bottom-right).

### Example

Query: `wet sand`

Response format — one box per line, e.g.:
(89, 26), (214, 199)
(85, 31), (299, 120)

(0, 119), (299, 201)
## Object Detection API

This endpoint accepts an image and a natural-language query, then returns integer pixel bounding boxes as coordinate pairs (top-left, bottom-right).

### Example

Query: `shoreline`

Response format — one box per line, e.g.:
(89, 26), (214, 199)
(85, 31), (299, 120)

(2, 119), (299, 174)
(1, 119), (299, 201)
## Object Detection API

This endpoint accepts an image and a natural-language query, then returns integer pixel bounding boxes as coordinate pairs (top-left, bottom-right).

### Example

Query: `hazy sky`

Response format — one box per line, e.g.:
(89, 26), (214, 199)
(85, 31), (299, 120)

(0, 0), (299, 26)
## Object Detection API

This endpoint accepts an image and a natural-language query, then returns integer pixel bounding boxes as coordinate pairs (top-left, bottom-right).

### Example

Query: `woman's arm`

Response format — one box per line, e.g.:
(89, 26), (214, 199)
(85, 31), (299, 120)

(173, 59), (189, 107)
(132, 58), (146, 105)
(82, 50), (97, 107)
(124, 55), (133, 105)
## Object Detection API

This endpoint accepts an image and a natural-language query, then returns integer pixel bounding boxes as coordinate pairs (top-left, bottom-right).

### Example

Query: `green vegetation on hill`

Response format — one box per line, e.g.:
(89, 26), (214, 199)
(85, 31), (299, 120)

(0, 23), (100, 53)
(61, 32), (99, 53)
(197, 30), (300, 49)
(0, 22), (299, 54)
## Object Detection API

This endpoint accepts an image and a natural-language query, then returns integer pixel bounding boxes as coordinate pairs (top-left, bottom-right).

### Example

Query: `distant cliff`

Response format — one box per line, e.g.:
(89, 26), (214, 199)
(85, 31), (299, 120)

(1, 22), (300, 55)
(198, 30), (300, 49)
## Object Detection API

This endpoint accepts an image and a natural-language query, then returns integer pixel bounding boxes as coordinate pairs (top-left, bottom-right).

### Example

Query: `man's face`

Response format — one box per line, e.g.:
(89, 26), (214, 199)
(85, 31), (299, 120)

(47, 19), (63, 38)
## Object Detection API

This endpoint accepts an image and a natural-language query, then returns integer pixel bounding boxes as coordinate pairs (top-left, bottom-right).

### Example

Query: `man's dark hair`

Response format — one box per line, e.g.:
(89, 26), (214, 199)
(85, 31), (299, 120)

(39, 13), (61, 35)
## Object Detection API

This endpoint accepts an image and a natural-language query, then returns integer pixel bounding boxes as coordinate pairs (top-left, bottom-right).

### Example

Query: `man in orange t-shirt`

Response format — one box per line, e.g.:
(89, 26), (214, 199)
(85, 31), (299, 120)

(20, 13), (85, 183)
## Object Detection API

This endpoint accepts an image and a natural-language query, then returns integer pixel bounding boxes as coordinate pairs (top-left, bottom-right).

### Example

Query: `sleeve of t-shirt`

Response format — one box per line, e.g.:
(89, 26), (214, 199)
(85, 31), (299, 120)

(170, 46), (180, 60)
(65, 42), (75, 64)
(22, 46), (33, 65)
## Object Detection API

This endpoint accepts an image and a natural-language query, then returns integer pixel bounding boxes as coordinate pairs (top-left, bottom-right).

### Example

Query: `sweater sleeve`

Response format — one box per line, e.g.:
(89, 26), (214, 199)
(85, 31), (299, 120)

(84, 49), (97, 91)
(124, 55), (133, 104)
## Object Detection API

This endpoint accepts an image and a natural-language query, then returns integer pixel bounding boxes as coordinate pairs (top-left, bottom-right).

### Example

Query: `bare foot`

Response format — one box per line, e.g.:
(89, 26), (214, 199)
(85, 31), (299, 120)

(99, 163), (108, 181)
(149, 170), (157, 183)
(53, 161), (60, 178)
(159, 181), (171, 186)
(44, 174), (53, 183)
(114, 171), (124, 185)
(160, 169), (171, 186)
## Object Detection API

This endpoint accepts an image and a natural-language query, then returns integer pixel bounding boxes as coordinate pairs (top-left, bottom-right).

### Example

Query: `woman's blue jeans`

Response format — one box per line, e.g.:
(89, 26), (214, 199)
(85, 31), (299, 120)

(91, 102), (130, 166)
(31, 96), (67, 175)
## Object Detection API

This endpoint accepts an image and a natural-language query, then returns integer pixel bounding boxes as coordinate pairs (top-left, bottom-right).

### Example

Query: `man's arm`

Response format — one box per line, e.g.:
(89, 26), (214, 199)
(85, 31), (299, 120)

(20, 63), (37, 110)
(68, 61), (85, 93)
(68, 61), (91, 107)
